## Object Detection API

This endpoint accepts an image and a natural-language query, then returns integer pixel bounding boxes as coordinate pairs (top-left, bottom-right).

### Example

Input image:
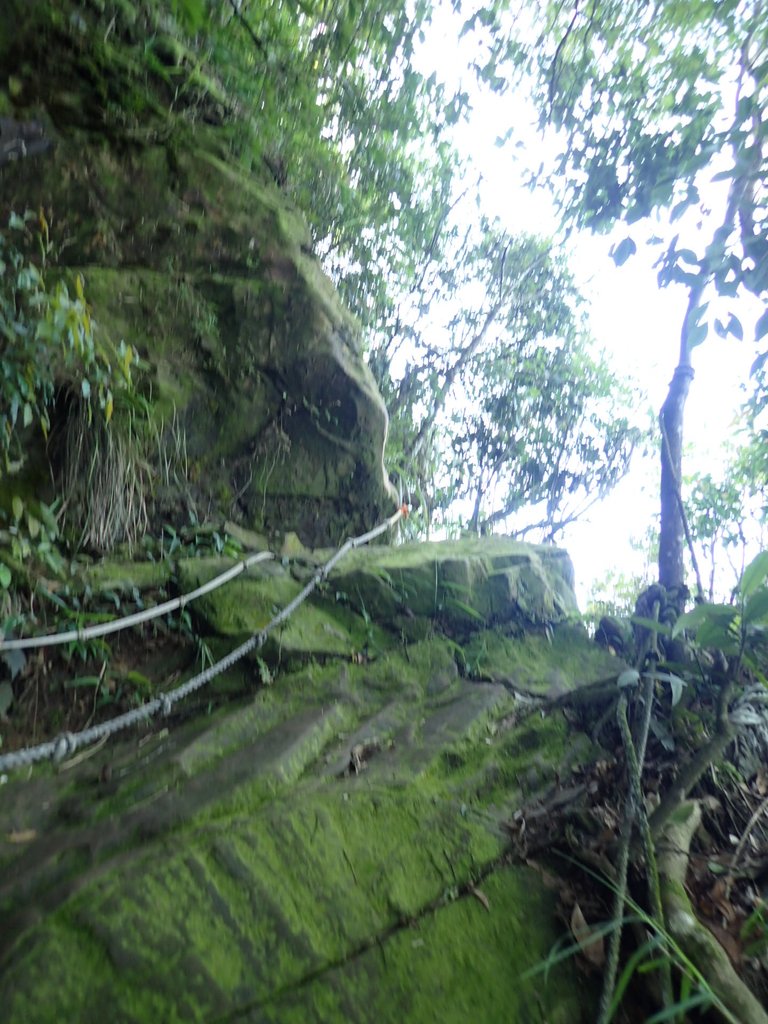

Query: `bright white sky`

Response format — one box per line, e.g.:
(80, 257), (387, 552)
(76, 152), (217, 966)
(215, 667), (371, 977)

(415, 6), (763, 606)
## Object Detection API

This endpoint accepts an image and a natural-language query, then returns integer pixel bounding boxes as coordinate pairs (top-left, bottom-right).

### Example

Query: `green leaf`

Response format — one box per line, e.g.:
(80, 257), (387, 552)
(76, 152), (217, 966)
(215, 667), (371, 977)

(611, 236), (636, 266)
(446, 597), (486, 622)
(672, 603), (736, 638)
(687, 321), (709, 348)
(726, 313), (743, 340)
(125, 670), (153, 692)
(669, 199), (691, 223)
(647, 670), (686, 706)
(740, 551), (768, 599)
(617, 668), (640, 689)
(38, 501), (60, 538)
(11, 495), (24, 522)
(645, 992), (713, 1023)
(64, 675), (103, 689)
(630, 615), (672, 637)
(0, 564), (11, 588)
(22, 402), (33, 428)
(1, 646), (25, 680)
(696, 619), (741, 653)
(676, 248), (699, 266)
(743, 587), (768, 626)
(608, 935), (663, 1018)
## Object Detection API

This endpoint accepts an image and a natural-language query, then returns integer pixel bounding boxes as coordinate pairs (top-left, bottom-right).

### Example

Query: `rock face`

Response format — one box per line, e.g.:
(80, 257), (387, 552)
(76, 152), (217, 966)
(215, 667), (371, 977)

(0, 537), (621, 1022)
(0, 0), (396, 547)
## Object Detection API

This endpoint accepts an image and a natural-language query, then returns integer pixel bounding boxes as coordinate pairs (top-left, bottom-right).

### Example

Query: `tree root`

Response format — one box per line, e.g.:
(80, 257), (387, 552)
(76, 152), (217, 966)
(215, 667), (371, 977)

(658, 800), (768, 1024)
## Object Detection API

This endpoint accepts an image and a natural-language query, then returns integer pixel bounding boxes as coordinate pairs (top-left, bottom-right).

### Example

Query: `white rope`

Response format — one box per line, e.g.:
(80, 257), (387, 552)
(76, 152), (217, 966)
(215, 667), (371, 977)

(0, 551), (274, 651)
(0, 507), (406, 774)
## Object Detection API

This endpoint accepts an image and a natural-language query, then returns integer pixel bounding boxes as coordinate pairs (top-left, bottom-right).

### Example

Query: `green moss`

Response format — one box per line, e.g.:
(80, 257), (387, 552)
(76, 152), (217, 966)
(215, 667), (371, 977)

(256, 866), (593, 1024)
(3, 836), (592, 1024)
(3, 786), (507, 1022)
(0, 105), (394, 546)
(82, 559), (172, 592)
(463, 622), (621, 696)
(2, 920), (115, 1024)
(0, 530), (611, 1024)
(323, 538), (579, 636)
(426, 696), (572, 810)
(177, 557), (391, 663)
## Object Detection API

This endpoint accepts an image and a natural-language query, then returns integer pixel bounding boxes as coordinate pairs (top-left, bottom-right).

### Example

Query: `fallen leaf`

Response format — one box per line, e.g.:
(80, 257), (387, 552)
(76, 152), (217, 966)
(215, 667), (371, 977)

(7, 828), (37, 844)
(571, 903), (605, 967)
(707, 878), (737, 924)
(702, 918), (742, 966)
(470, 886), (490, 912)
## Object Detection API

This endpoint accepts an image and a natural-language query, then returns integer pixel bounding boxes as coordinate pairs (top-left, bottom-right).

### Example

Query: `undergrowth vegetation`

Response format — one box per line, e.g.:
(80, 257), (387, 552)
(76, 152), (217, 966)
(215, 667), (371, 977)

(0, 210), (135, 470)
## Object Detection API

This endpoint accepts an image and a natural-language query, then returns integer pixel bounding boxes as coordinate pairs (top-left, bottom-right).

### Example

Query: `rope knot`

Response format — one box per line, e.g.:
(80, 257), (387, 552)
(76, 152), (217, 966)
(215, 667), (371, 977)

(53, 732), (76, 763)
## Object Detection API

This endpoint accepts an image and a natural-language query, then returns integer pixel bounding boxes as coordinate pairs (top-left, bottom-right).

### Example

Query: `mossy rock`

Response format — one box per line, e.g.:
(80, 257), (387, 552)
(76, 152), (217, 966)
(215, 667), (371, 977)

(463, 622), (622, 697)
(323, 537), (578, 633)
(0, 535), (617, 1022)
(177, 557), (390, 663)
(0, 787), (588, 1024)
(0, 4), (396, 549)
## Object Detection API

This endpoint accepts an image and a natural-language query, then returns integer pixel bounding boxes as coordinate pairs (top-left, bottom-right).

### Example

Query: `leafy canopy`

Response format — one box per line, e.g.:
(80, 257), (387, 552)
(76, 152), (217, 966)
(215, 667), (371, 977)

(489, 0), (768, 341)
(368, 205), (645, 536)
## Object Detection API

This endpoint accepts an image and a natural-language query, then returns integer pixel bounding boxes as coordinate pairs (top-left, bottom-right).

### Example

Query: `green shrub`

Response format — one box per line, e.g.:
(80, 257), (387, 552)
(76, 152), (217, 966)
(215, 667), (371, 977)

(0, 208), (135, 478)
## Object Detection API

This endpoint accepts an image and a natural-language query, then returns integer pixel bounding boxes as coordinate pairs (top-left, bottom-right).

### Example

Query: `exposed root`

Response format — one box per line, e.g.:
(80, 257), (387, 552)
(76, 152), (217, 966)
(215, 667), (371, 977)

(658, 800), (768, 1024)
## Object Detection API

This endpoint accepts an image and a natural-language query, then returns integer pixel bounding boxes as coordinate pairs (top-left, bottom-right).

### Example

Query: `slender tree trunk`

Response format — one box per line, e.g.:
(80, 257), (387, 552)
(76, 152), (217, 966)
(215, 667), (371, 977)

(469, 480), (485, 534)
(656, 150), (751, 593)
(658, 363), (694, 590)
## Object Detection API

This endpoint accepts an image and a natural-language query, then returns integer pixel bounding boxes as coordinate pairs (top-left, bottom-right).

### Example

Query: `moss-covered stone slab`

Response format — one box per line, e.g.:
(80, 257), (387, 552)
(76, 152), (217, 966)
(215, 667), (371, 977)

(323, 537), (578, 633)
(463, 623), (623, 697)
(176, 701), (351, 781)
(251, 866), (590, 1024)
(177, 557), (390, 661)
(1, 786), (590, 1024)
(0, 534), (615, 1022)
(79, 559), (173, 593)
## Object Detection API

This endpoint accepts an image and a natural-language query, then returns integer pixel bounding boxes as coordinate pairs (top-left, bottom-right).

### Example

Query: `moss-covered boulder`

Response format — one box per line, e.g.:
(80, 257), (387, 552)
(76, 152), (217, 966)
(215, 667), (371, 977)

(0, 537), (618, 1022)
(0, 0), (396, 547)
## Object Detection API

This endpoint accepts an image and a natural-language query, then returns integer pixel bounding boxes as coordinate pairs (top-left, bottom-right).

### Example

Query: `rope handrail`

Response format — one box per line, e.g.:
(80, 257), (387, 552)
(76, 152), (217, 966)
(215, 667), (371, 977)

(0, 506), (406, 774)
(0, 551), (275, 652)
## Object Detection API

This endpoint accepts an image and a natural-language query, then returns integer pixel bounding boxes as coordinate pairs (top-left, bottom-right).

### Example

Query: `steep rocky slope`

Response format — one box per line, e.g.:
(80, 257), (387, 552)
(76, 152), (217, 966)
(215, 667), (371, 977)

(0, 0), (395, 548)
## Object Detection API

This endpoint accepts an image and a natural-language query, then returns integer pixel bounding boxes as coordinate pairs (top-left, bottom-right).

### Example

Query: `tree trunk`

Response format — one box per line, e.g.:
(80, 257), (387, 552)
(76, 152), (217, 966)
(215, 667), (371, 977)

(658, 363), (694, 589)
(656, 158), (750, 592)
